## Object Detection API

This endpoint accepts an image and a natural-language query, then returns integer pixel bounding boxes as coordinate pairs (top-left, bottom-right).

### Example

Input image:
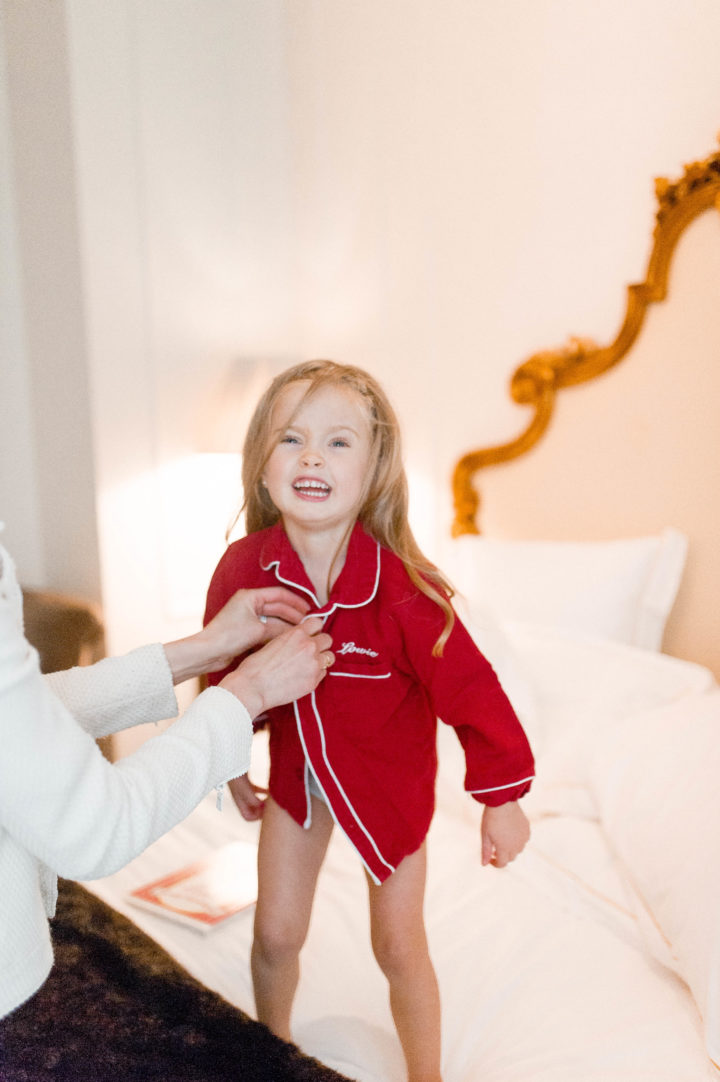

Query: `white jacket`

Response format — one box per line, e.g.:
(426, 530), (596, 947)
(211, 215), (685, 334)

(0, 537), (253, 1019)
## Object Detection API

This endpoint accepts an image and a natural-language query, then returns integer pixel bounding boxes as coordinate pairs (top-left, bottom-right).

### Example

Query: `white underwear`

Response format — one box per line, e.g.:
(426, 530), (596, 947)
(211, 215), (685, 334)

(307, 764), (327, 805)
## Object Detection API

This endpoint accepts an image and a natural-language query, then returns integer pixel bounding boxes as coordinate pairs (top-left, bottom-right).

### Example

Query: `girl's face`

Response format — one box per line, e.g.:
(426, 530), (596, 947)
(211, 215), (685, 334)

(262, 380), (373, 544)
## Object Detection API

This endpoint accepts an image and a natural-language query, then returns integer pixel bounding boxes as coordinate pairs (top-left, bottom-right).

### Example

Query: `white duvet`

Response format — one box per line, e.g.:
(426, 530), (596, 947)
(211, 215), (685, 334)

(87, 624), (720, 1082)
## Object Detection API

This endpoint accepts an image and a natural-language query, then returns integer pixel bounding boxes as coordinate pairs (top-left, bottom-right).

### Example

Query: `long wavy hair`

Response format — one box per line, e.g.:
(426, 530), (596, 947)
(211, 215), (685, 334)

(231, 360), (454, 655)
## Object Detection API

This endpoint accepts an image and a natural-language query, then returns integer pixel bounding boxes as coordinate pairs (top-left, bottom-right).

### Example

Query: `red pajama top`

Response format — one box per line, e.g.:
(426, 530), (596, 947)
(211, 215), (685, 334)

(204, 522), (534, 883)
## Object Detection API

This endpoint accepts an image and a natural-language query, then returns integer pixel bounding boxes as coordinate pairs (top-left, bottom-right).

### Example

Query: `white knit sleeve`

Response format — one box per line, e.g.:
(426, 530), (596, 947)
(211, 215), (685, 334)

(44, 644), (178, 738)
(1, 592), (253, 879)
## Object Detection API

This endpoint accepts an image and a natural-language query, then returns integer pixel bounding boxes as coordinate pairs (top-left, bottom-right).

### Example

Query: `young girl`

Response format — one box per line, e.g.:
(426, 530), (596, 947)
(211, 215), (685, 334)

(204, 360), (534, 1082)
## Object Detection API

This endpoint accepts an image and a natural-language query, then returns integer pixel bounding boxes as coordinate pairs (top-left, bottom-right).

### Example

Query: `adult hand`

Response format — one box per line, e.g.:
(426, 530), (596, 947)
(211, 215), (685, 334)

(480, 801), (531, 868)
(203, 586), (312, 666)
(163, 587), (311, 685)
(219, 616), (333, 718)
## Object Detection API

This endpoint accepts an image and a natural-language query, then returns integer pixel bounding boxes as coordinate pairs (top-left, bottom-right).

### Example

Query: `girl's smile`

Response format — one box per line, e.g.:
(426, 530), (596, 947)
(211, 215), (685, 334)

(292, 477), (331, 500)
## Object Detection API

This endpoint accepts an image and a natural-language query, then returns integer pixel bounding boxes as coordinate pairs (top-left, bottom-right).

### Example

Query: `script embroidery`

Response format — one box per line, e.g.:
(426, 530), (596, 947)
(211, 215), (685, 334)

(338, 642), (379, 658)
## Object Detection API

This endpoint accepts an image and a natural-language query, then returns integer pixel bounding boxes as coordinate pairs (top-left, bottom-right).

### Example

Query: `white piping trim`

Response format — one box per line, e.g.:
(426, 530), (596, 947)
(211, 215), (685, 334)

(261, 557), (320, 607)
(261, 540), (382, 618)
(318, 541), (382, 618)
(301, 762), (313, 829)
(470, 775), (535, 794)
(293, 694), (394, 883)
(329, 671), (392, 680)
(270, 536), (388, 883)
(308, 691), (395, 873)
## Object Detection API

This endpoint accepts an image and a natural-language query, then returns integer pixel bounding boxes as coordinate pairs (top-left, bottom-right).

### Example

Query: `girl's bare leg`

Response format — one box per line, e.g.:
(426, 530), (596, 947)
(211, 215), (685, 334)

(366, 844), (443, 1082)
(251, 796), (334, 1040)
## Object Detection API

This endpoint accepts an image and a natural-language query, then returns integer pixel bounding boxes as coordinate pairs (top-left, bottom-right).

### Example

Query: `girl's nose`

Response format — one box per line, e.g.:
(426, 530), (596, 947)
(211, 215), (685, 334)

(301, 446), (323, 467)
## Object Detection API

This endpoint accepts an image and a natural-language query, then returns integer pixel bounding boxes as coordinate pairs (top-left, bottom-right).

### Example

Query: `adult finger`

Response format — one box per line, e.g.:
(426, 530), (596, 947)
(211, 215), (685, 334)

(255, 587), (310, 625)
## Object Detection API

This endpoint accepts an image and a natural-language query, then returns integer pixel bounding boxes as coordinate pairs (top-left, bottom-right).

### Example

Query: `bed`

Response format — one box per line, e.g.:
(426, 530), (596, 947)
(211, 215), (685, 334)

(31, 145), (720, 1080)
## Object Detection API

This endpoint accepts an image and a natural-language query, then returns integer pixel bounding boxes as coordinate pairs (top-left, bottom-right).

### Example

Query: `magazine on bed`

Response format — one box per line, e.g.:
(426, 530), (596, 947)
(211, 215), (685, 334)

(127, 840), (258, 933)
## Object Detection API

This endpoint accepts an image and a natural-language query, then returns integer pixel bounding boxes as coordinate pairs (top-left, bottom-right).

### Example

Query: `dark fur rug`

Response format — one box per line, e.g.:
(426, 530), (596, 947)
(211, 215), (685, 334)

(1, 879), (354, 1082)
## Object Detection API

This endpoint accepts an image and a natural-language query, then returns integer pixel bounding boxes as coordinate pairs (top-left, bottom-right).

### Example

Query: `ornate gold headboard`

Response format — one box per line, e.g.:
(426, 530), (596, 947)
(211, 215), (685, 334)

(451, 142), (720, 537)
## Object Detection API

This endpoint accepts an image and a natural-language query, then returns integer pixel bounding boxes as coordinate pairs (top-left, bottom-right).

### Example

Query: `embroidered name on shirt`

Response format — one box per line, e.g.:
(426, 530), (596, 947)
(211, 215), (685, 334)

(338, 642), (379, 658)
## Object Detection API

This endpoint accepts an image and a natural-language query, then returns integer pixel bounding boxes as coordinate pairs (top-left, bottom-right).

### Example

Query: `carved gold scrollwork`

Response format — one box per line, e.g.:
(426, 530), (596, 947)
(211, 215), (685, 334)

(451, 141), (720, 536)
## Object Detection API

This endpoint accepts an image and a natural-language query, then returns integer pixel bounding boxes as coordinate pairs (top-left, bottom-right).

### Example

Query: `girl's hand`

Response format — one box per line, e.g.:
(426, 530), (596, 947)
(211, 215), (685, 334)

(227, 774), (268, 820)
(480, 801), (530, 867)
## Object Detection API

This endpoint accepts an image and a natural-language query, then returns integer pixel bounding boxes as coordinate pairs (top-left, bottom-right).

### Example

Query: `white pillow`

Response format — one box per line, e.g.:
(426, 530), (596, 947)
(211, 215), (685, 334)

(504, 621), (715, 746)
(502, 622), (715, 820)
(589, 689), (720, 1066)
(447, 529), (687, 650)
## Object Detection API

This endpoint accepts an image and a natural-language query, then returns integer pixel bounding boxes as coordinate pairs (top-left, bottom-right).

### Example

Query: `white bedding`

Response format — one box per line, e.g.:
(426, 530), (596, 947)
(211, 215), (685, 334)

(86, 624), (720, 1082)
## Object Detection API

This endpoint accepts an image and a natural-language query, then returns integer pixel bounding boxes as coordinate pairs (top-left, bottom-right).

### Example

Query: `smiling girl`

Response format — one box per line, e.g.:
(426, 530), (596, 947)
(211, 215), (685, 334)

(203, 360), (534, 1082)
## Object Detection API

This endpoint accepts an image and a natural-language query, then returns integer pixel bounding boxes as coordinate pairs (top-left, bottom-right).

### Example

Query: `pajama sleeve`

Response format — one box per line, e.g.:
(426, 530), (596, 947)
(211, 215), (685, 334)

(396, 590), (535, 805)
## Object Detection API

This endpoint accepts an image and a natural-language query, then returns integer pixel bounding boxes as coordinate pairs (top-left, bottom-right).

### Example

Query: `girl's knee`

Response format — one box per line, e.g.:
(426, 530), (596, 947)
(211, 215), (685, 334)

(253, 911), (307, 964)
(370, 925), (428, 979)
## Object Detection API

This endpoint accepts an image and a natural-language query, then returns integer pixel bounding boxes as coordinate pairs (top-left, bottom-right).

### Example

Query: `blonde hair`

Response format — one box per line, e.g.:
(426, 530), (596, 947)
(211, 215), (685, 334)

(233, 360), (455, 655)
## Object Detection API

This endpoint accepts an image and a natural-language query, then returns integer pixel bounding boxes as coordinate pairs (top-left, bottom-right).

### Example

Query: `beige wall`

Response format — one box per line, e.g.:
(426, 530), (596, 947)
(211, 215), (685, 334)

(2, 1), (720, 685)
(478, 211), (720, 675)
(282, 0), (720, 549)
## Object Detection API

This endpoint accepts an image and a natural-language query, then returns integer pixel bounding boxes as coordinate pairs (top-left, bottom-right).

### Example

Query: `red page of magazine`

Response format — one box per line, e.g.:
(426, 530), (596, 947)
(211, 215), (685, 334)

(128, 840), (258, 933)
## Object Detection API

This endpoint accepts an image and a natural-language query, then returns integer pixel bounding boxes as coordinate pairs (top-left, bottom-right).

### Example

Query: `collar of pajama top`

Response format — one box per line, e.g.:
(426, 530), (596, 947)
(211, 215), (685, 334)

(259, 520), (381, 616)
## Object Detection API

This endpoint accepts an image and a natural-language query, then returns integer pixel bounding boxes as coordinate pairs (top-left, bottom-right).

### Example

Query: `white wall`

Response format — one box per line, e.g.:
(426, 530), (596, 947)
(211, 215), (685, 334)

(63, 0), (296, 655)
(0, 8), (43, 580)
(0, 0), (100, 599)
(2, 0), (720, 668)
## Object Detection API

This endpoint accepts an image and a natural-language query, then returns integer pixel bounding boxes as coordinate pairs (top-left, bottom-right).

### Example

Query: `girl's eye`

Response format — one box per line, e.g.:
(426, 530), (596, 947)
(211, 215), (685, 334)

(330, 438), (350, 448)
(280, 434), (300, 445)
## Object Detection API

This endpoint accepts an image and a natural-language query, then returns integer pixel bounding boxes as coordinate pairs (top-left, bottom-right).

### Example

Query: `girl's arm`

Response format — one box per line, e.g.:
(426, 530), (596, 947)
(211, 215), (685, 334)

(398, 587), (535, 803)
(397, 589), (533, 865)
